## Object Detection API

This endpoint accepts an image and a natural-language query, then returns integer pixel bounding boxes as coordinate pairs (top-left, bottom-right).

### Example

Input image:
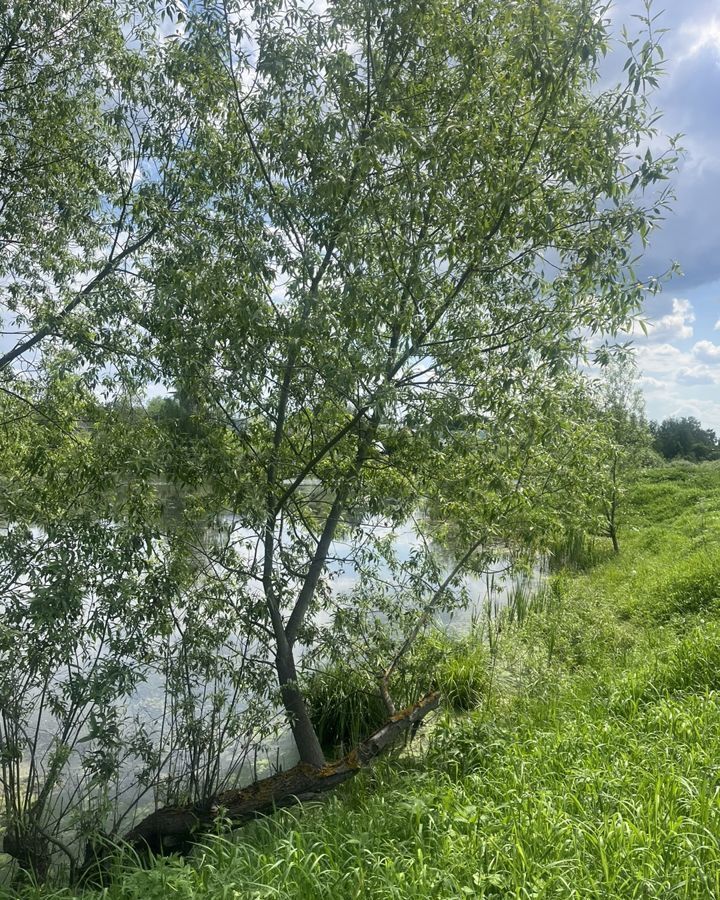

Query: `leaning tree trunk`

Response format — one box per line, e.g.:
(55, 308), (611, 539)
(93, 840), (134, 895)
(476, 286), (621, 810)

(113, 692), (440, 860)
(275, 648), (326, 769)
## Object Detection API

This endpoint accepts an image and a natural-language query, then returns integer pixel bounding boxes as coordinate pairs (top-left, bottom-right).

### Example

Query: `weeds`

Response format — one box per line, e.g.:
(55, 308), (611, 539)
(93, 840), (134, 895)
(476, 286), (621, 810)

(303, 632), (490, 753)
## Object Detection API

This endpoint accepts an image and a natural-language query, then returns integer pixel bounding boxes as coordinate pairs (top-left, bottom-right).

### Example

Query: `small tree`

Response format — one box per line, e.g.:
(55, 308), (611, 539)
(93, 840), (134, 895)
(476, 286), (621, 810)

(595, 354), (652, 553)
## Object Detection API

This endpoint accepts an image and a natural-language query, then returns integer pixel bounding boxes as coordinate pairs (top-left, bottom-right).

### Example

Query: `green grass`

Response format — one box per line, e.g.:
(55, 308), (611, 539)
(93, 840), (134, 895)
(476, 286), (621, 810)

(303, 633), (490, 754)
(7, 461), (720, 899)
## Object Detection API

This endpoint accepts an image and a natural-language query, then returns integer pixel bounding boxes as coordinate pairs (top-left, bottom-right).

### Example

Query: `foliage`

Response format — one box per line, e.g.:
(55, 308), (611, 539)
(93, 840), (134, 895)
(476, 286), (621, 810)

(651, 416), (720, 462)
(0, 386), (276, 879)
(428, 371), (621, 559)
(303, 633), (489, 752)
(127, 0), (677, 771)
(0, 0), (679, 881)
(592, 354), (653, 552)
(0, 0), (180, 383)
(302, 666), (389, 755)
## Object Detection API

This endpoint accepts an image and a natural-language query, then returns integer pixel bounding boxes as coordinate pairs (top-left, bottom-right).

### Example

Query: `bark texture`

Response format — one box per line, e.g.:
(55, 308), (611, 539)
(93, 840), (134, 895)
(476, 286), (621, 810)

(275, 652), (327, 768)
(122, 691), (440, 856)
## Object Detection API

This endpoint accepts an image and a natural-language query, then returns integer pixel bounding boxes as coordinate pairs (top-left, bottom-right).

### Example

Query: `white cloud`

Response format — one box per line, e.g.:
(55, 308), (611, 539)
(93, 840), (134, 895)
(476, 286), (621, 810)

(638, 375), (667, 390)
(676, 365), (717, 385)
(646, 298), (695, 341)
(678, 16), (720, 62)
(715, 319), (720, 330)
(635, 340), (720, 386)
(693, 339), (720, 362)
(635, 341), (688, 375)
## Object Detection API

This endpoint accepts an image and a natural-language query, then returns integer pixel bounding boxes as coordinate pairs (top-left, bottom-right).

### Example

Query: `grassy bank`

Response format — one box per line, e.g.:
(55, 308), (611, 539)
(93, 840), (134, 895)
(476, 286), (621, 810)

(7, 462), (720, 899)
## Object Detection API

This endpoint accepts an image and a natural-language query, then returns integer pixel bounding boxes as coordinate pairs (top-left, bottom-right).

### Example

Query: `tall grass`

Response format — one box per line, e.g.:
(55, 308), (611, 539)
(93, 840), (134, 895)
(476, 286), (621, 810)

(302, 665), (388, 754)
(23, 662), (720, 898)
(303, 632), (490, 753)
(548, 526), (602, 571)
(6, 461), (720, 899)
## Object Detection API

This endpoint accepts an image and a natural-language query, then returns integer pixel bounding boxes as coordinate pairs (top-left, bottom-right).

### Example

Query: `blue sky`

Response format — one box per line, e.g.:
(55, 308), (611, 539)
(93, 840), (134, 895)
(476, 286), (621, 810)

(610, 0), (720, 430)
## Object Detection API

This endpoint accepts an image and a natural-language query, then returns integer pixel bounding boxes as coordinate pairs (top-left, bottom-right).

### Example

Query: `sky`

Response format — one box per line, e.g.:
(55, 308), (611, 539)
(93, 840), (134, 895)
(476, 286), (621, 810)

(609, 0), (720, 430)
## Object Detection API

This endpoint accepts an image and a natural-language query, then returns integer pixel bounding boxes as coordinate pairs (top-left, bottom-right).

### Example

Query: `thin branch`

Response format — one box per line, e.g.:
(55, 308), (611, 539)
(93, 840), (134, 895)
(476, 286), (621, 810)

(0, 226), (159, 372)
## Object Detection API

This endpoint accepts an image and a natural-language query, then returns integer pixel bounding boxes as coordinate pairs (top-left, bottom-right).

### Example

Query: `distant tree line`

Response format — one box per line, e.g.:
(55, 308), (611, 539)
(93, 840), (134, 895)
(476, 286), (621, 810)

(650, 417), (720, 462)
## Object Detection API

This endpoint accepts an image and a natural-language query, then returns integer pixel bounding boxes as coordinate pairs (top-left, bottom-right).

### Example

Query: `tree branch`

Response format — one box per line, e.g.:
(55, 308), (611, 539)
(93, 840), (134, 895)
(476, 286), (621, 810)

(0, 226), (158, 372)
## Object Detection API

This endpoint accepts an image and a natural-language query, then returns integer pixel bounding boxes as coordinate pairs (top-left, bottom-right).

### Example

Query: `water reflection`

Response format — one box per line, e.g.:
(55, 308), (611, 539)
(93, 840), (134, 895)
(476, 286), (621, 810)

(4, 497), (544, 828)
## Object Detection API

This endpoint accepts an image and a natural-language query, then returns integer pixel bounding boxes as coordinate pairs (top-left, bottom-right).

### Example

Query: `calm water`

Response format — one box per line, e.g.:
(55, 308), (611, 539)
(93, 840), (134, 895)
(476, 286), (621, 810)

(10, 514), (543, 806)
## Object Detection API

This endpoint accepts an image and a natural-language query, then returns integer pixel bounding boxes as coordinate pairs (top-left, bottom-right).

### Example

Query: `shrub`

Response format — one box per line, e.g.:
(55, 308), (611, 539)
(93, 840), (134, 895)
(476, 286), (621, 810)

(302, 665), (388, 755)
(303, 633), (491, 754)
(434, 642), (489, 712)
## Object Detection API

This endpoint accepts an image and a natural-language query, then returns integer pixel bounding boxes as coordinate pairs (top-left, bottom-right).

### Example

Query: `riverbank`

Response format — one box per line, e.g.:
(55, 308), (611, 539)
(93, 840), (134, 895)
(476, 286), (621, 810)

(6, 461), (720, 899)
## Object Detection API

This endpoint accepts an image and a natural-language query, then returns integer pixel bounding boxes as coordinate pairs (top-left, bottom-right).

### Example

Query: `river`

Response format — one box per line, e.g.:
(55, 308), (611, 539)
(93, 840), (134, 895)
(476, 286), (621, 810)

(3, 512), (544, 829)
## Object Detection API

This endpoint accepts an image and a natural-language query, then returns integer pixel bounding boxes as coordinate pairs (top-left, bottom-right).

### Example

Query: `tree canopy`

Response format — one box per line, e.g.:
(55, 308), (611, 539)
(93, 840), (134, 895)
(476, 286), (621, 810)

(651, 416), (720, 461)
(0, 0), (676, 877)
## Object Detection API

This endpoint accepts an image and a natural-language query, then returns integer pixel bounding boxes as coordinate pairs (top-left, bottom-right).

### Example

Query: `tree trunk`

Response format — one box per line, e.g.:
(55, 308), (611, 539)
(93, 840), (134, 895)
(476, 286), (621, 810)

(607, 499), (619, 553)
(609, 458), (620, 554)
(379, 677), (397, 716)
(276, 648), (326, 768)
(116, 692), (440, 862)
(2, 825), (50, 883)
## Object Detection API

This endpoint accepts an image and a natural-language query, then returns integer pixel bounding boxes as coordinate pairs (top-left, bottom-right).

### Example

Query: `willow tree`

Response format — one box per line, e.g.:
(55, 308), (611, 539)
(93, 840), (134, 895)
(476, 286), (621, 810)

(122, 0), (677, 769)
(594, 355), (652, 553)
(0, 0), (182, 383)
